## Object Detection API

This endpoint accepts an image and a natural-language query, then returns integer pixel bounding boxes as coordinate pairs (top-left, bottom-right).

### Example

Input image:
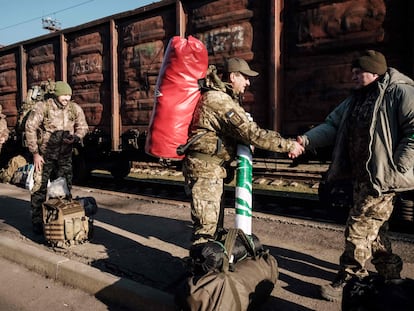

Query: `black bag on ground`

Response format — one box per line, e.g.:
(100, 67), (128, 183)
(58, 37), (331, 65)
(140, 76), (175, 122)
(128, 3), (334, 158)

(189, 230), (263, 274)
(74, 196), (98, 217)
(342, 275), (414, 311)
(176, 228), (278, 311)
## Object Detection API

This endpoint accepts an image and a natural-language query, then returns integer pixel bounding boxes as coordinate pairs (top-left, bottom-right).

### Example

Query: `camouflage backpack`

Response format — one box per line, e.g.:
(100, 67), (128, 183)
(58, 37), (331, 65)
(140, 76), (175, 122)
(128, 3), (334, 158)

(0, 154), (27, 183)
(16, 81), (55, 135)
(42, 197), (92, 248)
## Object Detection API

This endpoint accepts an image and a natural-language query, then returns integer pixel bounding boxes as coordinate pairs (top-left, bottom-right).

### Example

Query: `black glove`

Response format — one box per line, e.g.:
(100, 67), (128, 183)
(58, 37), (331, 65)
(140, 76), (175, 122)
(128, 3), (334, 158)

(63, 135), (80, 145)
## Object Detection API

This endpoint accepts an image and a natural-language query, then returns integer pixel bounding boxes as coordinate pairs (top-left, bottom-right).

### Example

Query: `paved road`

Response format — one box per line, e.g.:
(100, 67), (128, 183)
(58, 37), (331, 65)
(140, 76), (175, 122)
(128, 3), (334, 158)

(1, 182), (414, 310)
(0, 256), (128, 311)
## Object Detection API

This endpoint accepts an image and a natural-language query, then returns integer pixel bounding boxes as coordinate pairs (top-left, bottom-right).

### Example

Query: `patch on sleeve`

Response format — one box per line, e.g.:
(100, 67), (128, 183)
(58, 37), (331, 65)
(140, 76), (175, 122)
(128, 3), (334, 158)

(225, 109), (244, 127)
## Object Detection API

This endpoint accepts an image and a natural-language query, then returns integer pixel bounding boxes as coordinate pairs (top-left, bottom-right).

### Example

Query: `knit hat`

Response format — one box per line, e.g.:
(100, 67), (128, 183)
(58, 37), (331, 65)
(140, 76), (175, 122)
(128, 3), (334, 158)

(54, 81), (72, 96)
(225, 58), (259, 77)
(351, 50), (387, 75)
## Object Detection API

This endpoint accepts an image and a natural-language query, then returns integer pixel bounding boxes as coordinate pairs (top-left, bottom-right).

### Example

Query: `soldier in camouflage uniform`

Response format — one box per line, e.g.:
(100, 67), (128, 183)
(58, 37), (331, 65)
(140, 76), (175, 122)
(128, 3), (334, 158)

(293, 50), (414, 302)
(183, 58), (304, 250)
(25, 81), (88, 234)
(0, 104), (9, 154)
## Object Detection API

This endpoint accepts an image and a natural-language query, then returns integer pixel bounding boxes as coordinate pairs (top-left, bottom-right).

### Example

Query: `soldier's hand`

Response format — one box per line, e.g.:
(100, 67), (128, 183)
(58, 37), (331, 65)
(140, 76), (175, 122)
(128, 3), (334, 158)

(33, 153), (44, 172)
(288, 141), (304, 159)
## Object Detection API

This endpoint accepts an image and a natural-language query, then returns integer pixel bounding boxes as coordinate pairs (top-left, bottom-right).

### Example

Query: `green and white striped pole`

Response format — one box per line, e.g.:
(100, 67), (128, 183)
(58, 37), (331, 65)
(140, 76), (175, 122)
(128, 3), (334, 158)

(235, 143), (253, 235)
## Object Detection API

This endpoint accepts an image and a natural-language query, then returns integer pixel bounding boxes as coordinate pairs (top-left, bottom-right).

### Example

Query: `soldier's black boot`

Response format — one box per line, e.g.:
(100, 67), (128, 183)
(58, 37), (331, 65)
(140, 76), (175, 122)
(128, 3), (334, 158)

(372, 254), (403, 280)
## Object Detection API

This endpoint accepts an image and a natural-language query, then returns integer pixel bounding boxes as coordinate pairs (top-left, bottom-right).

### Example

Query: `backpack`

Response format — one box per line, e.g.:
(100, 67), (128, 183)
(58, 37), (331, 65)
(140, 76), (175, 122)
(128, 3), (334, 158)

(42, 197), (92, 248)
(16, 81), (53, 135)
(0, 154), (27, 183)
(342, 275), (414, 311)
(145, 35), (208, 160)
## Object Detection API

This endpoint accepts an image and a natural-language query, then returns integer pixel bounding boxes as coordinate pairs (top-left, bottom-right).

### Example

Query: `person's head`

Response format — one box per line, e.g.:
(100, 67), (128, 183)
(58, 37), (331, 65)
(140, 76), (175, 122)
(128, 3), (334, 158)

(351, 50), (387, 89)
(224, 58), (258, 94)
(54, 81), (72, 106)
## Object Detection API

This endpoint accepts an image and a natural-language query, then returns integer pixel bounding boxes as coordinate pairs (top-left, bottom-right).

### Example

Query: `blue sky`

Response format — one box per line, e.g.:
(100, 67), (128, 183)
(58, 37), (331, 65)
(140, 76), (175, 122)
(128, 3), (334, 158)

(0, 0), (157, 46)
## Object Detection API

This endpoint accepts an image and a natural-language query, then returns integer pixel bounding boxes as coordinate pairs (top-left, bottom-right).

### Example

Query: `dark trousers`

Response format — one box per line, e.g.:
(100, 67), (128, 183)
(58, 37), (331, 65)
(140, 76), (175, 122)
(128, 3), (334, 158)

(31, 156), (72, 224)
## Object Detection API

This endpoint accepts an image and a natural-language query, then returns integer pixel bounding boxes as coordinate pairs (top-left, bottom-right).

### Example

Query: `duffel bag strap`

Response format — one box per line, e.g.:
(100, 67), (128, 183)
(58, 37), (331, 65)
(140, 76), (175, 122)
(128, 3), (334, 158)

(222, 228), (261, 271)
(237, 230), (257, 259)
(222, 228), (239, 272)
(222, 228), (243, 311)
(227, 228), (257, 256)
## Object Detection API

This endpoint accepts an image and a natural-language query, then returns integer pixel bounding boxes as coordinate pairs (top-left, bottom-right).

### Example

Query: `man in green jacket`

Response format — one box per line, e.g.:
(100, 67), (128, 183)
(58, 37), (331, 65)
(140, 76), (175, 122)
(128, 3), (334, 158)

(292, 50), (414, 301)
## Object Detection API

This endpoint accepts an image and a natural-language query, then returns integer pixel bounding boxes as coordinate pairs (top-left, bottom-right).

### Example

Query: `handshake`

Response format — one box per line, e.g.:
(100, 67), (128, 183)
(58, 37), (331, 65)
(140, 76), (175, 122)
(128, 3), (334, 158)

(288, 136), (305, 159)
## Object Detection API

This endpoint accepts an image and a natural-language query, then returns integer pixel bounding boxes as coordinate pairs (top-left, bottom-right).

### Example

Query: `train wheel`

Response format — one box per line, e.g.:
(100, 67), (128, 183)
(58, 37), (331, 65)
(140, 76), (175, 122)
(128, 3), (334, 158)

(110, 159), (131, 180)
(72, 153), (91, 184)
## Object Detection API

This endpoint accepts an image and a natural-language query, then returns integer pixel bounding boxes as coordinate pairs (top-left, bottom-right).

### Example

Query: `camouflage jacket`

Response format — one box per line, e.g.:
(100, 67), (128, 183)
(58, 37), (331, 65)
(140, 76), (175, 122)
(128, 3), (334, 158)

(0, 113), (9, 145)
(25, 98), (88, 159)
(184, 66), (296, 177)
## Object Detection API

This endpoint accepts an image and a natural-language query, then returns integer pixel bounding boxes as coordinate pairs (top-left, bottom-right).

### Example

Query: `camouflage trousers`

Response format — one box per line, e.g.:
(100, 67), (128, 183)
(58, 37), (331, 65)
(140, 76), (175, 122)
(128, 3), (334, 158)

(31, 156), (73, 225)
(184, 175), (224, 245)
(339, 182), (402, 280)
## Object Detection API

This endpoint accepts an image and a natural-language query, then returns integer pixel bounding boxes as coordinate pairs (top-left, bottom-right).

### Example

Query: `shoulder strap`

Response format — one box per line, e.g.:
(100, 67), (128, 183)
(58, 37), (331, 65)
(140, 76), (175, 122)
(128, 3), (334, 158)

(221, 228), (249, 311)
(37, 99), (51, 122)
(68, 101), (77, 121)
(176, 131), (208, 155)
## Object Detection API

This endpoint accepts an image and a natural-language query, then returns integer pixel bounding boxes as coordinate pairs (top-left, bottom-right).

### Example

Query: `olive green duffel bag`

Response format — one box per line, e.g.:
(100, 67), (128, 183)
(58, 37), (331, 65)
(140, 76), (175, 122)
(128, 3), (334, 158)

(176, 228), (278, 311)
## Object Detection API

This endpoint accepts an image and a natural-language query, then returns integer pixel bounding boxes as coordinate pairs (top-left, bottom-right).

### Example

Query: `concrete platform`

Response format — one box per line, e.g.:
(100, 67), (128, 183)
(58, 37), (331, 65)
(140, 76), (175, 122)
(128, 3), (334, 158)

(1, 182), (413, 311)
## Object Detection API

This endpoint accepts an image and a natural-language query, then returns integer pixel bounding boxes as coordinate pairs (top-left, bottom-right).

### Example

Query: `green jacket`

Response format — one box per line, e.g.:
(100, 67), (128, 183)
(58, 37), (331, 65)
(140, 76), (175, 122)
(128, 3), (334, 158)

(302, 68), (414, 194)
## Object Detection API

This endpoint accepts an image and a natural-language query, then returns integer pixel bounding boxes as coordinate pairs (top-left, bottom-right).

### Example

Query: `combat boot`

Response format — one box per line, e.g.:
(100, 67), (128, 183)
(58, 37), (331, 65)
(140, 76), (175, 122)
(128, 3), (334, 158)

(372, 254), (403, 280)
(320, 272), (352, 302)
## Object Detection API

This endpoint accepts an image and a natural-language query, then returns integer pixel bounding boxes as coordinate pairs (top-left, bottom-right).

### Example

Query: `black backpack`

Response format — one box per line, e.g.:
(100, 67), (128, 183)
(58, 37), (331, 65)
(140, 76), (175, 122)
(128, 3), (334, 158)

(342, 275), (414, 311)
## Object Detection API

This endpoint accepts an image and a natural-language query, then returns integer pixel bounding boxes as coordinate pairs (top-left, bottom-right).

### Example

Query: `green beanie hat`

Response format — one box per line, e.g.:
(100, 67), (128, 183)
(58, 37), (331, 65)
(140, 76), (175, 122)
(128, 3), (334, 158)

(351, 50), (387, 75)
(54, 81), (72, 96)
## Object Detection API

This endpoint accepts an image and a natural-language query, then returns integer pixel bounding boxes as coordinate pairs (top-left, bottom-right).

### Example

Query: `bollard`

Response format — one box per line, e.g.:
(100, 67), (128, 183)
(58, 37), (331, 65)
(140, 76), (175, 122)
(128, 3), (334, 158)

(235, 144), (253, 235)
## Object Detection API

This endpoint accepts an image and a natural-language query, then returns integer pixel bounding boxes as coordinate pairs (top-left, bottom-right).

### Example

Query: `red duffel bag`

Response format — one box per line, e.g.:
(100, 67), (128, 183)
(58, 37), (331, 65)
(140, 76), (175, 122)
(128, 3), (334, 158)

(145, 35), (208, 160)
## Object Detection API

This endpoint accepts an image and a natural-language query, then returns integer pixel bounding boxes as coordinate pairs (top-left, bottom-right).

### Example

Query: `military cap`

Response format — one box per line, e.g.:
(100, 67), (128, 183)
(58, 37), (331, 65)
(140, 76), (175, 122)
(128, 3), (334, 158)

(225, 58), (259, 77)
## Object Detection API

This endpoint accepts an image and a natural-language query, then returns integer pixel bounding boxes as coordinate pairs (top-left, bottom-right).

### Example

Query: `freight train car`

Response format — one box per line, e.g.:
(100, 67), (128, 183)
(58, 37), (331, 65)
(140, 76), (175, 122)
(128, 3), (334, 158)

(0, 0), (413, 185)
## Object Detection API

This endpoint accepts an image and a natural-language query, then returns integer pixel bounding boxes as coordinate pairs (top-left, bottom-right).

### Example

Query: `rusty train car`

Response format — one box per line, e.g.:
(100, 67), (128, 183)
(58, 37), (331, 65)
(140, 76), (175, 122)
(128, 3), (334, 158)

(0, 0), (413, 181)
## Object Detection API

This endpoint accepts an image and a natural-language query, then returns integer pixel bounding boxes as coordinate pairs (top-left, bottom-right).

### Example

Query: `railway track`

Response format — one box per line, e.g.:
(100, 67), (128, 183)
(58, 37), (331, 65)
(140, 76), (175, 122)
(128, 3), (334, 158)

(81, 159), (322, 214)
(76, 158), (414, 234)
